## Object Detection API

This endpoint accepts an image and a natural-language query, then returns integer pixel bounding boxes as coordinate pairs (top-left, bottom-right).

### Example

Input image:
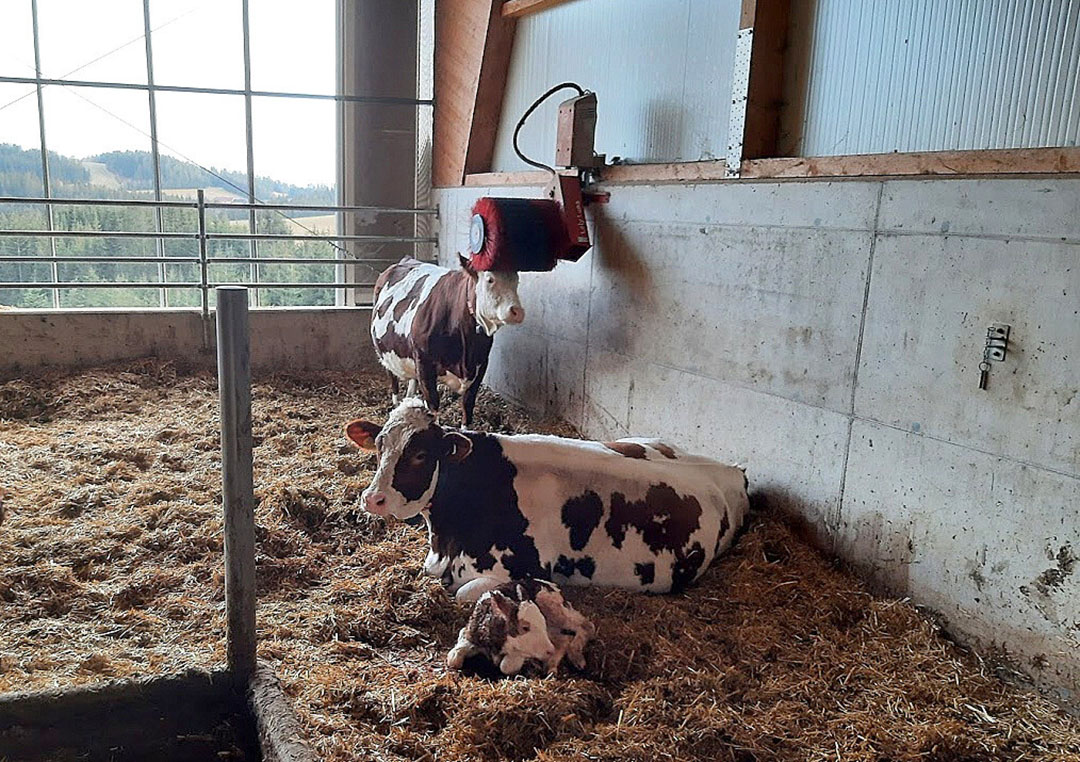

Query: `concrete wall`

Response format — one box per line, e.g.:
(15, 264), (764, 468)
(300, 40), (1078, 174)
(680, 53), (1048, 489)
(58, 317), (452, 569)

(436, 177), (1080, 704)
(0, 307), (378, 378)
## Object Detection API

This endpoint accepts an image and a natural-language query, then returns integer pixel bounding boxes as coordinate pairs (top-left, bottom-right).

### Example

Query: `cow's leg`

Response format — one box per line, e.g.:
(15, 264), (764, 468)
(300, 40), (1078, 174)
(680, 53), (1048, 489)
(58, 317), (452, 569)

(405, 378), (419, 398)
(499, 653), (526, 675)
(461, 361), (488, 427)
(543, 634), (571, 675)
(536, 590), (594, 671)
(566, 620), (595, 670)
(460, 376), (482, 427)
(446, 628), (478, 669)
(417, 361), (440, 413)
(454, 576), (502, 604)
(386, 370), (401, 405)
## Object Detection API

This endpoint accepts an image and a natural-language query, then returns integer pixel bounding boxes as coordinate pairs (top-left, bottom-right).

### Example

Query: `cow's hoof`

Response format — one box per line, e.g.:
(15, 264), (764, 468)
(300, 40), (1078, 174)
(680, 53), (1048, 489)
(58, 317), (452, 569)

(447, 647), (467, 670)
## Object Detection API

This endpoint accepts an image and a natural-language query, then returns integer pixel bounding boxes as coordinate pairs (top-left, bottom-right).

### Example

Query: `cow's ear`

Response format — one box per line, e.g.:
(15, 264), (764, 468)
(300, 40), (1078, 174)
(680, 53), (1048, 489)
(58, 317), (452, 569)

(458, 253), (477, 278)
(489, 590), (516, 619)
(345, 419), (381, 450)
(443, 431), (473, 462)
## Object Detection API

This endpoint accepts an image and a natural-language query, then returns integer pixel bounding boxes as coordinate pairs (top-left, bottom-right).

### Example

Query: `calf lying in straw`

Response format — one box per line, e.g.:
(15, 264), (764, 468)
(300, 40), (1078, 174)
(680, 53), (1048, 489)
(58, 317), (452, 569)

(447, 579), (595, 675)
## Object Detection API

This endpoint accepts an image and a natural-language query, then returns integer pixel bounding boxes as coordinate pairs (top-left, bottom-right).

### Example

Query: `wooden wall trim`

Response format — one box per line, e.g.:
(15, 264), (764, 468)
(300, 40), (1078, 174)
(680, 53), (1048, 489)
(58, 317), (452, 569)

(502, 0), (579, 18)
(433, 1), (516, 187)
(742, 147), (1080, 179)
(453, 147), (1080, 187)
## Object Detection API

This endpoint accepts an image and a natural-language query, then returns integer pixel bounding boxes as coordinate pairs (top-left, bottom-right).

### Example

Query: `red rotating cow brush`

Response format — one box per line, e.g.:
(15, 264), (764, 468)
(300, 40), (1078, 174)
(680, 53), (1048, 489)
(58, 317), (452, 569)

(468, 83), (600, 273)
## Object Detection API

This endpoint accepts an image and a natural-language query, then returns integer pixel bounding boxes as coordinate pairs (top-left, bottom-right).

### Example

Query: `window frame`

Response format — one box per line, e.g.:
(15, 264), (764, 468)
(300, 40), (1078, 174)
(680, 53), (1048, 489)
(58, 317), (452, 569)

(1, 0), (433, 308)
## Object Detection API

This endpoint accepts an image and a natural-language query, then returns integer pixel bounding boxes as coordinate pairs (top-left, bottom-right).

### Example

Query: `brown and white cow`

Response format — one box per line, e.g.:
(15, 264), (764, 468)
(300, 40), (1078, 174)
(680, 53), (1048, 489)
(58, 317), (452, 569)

(447, 578), (595, 675)
(370, 256), (524, 426)
(346, 399), (748, 602)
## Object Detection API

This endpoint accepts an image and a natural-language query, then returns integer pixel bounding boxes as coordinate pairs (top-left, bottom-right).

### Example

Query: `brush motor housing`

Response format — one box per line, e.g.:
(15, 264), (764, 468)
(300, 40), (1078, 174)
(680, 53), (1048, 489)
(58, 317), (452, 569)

(556, 92), (604, 169)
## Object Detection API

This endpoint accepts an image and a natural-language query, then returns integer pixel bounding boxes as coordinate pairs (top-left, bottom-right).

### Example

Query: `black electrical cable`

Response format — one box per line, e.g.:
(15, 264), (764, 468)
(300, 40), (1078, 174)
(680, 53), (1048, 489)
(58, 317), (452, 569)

(512, 82), (585, 175)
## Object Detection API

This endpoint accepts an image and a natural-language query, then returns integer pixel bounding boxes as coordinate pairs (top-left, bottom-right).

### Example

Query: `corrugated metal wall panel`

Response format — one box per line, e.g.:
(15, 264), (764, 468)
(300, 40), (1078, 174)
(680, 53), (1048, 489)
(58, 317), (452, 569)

(782, 0), (1080, 156)
(491, 0), (740, 171)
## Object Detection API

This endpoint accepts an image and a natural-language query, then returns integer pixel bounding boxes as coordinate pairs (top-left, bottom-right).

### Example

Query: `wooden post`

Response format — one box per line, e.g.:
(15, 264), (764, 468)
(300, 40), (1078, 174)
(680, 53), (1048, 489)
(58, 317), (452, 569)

(433, 0), (516, 186)
(740, 0), (791, 160)
(216, 286), (257, 682)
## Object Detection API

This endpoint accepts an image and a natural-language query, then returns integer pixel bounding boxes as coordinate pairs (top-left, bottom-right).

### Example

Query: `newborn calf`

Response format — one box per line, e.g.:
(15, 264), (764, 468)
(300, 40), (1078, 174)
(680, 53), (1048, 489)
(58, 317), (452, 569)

(447, 579), (595, 675)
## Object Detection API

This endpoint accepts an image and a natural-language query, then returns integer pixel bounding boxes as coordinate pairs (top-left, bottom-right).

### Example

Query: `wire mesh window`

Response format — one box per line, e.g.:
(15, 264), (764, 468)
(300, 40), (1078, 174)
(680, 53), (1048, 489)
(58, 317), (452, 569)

(0, 0), (434, 309)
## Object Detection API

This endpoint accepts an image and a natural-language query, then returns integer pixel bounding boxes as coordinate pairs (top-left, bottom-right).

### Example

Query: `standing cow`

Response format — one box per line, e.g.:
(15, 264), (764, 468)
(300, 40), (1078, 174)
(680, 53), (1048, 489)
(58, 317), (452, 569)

(370, 256), (524, 426)
(345, 399), (749, 602)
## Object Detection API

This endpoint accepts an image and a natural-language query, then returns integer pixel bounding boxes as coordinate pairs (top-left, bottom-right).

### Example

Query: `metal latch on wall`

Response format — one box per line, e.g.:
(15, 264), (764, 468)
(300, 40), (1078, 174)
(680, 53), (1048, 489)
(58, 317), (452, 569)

(978, 323), (1010, 390)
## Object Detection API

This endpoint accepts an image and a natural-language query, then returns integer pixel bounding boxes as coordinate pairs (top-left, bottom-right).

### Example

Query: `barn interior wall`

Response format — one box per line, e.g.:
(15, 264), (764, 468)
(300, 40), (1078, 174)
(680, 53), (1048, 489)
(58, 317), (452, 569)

(0, 308), (379, 378)
(434, 177), (1080, 705)
(491, 0), (741, 170)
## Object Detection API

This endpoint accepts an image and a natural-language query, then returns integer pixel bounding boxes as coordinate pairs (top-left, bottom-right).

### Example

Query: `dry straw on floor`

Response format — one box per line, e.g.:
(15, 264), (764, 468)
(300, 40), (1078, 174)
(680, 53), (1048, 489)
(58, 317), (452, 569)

(1, 360), (1077, 761)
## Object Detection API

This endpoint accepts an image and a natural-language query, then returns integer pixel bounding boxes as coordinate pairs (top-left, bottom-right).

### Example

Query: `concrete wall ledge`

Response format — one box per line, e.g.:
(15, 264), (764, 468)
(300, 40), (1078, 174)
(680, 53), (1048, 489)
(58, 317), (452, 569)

(0, 307), (378, 378)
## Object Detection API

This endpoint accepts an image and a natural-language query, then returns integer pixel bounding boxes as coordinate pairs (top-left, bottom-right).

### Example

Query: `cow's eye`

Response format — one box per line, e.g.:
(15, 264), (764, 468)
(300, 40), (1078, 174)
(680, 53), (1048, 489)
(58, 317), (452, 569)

(412, 451), (426, 463)
(520, 623), (530, 633)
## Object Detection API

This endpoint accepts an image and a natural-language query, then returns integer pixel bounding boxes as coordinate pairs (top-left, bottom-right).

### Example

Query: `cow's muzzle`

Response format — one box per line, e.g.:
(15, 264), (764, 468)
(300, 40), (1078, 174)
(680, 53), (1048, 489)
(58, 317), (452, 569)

(363, 491), (389, 516)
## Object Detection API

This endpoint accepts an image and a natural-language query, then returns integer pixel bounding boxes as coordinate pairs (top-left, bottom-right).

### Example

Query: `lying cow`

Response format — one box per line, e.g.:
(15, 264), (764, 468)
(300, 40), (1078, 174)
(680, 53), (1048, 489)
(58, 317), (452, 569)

(370, 256), (524, 426)
(448, 579), (595, 675)
(346, 398), (748, 602)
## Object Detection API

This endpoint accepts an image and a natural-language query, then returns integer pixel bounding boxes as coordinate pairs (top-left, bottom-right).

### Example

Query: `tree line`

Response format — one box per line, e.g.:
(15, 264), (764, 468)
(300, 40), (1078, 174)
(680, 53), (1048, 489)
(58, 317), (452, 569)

(0, 143), (352, 308)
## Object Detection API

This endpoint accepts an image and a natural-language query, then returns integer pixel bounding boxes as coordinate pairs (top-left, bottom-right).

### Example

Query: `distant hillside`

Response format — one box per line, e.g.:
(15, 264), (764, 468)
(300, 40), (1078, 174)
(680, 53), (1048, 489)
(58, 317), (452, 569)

(0, 143), (90, 196)
(0, 144), (333, 210)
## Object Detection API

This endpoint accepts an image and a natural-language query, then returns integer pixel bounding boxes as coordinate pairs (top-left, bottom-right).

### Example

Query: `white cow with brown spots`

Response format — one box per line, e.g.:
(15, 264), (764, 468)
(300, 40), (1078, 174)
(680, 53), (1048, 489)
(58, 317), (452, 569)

(447, 579), (595, 675)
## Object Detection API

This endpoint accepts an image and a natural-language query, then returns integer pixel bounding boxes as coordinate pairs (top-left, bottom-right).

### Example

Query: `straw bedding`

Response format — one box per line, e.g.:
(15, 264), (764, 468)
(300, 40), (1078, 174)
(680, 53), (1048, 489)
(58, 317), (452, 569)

(1, 360), (1077, 762)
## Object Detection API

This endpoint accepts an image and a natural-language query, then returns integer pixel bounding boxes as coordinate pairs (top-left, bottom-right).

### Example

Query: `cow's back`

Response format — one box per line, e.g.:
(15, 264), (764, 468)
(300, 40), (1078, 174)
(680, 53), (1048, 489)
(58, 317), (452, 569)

(371, 259), (453, 369)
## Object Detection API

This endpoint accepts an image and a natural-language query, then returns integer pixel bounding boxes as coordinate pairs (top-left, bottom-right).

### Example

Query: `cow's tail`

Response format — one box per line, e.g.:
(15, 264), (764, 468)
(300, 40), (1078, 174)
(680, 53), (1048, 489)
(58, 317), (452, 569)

(734, 464), (767, 517)
(733, 463), (749, 492)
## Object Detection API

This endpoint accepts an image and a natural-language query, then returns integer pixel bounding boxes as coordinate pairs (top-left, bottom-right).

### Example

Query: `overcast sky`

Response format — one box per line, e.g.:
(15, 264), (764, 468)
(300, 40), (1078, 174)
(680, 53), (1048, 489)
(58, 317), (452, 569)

(0, 0), (337, 188)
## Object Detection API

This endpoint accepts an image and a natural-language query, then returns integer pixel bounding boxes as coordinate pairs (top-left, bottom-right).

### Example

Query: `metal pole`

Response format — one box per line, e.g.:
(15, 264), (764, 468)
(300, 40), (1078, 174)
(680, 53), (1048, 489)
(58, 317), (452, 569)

(216, 286), (256, 683)
(334, 0), (347, 306)
(142, 0), (167, 307)
(30, 0), (58, 309)
(242, 0), (260, 307)
(0, 74), (435, 105)
(0, 196), (433, 213)
(197, 189), (209, 320)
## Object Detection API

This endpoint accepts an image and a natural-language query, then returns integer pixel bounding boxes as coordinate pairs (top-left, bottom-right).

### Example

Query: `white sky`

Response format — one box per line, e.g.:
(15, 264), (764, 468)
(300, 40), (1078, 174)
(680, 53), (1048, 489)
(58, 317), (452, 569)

(0, 0), (337, 188)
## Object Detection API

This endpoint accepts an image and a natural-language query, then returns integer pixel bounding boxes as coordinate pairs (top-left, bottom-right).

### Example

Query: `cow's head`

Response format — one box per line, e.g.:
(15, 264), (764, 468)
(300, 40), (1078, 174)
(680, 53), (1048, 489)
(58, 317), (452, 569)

(470, 590), (556, 675)
(346, 398), (473, 519)
(459, 254), (524, 335)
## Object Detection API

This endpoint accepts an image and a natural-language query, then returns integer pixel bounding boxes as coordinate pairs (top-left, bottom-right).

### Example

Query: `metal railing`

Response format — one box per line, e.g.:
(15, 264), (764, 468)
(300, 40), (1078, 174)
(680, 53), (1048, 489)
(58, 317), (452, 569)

(0, 190), (438, 316)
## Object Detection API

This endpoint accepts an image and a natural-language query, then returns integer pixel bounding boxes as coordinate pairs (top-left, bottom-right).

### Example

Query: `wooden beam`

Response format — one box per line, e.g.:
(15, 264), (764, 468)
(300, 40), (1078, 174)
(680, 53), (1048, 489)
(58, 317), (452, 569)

(464, 169), (551, 187)
(466, 5), (517, 177)
(502, 0), (579, 18)
(463, 162), (731, 187)
(741, 147), (1080, 178)
(248, 667), (318, 762)
(739, 0), (757, 28)
(433, 1), (516, 187)
(458, 147), (1080, 187)
(740, 0), (790, 160)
